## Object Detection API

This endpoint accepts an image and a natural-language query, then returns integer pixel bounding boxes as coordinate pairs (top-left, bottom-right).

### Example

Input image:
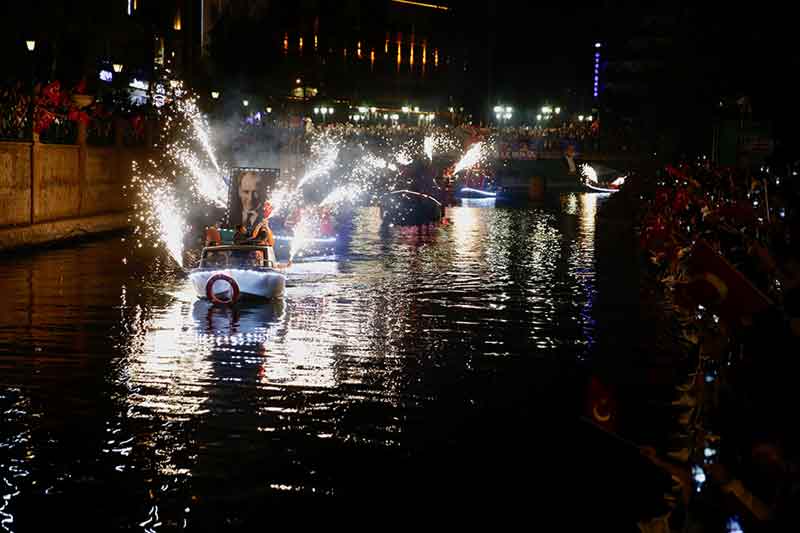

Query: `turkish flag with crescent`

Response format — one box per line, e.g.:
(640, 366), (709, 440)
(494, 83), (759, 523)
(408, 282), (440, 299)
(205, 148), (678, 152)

(684, 240), (773, 324)
(586, 376), (617, 433)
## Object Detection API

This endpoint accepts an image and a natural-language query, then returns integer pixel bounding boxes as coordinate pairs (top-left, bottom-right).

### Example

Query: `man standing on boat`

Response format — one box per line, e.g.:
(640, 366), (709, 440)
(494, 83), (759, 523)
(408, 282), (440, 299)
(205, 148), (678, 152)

(564, 144), (579, 175)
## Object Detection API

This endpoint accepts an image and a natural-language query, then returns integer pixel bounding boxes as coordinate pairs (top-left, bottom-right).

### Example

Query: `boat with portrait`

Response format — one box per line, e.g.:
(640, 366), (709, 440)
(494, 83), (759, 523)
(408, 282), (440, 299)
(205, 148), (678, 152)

(188, 243), (286, 304)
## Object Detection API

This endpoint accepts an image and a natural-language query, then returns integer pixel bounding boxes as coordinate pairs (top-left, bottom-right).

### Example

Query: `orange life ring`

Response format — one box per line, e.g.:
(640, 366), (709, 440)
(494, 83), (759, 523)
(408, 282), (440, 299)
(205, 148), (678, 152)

(206, 273), (240, 305)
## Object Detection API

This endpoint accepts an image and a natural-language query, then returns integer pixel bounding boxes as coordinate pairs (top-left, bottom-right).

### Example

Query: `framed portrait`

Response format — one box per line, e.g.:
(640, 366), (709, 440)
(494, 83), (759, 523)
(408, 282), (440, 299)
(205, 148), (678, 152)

(228, 167), (280, 228)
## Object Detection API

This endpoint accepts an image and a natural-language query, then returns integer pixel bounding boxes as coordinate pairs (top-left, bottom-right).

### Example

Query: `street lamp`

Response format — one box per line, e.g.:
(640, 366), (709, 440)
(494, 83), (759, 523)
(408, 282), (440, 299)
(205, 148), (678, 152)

(243, 99), (249, 107)
(578, 115), (584, 121)
(402, 106), (410, 113)
(555, 107), (561, 114)
(211, 91), (220, 99)
(113, 63), (124, 73)
(266, 107), (272, 113)
(25, 40), (36, 52)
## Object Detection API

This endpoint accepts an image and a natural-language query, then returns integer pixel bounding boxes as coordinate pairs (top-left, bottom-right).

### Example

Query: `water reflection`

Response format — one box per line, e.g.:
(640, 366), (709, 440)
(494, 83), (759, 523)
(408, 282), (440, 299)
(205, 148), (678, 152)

(0, 194), (613, 527)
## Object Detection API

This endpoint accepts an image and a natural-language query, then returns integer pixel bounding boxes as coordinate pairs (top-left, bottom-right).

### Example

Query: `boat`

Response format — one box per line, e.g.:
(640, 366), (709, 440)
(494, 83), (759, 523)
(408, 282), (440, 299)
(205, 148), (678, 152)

(269, 205), (345, 260)
(580, 163), (626, 193)
(454, 186), (498, 199)
(379, 189), (444, 226)
(188, 244), (286, 304)
(452, 170), (497, 199)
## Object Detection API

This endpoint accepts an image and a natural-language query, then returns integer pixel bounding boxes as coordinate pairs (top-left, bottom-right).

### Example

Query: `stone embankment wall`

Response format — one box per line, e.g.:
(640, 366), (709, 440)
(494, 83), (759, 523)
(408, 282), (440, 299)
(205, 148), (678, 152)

(0, 139), (147, 251)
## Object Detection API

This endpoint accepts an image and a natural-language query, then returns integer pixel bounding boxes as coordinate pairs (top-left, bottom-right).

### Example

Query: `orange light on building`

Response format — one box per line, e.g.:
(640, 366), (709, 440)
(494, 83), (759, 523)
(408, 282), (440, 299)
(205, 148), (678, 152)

(410, 36), (415, 68)
(173, 8), (182, 30)
(396, 41), (402, 71)
(283, 33), (289, 53)
(344, 48), (348, 58)
(357, 41), (362, 59)
(370, 49), (375, 70)
(385, 37), (389, 54)
(422, 41), (427, 65)
(434, 48), (439, 67)
(314, 34), (318, 51)
(299, 36), (304, 53)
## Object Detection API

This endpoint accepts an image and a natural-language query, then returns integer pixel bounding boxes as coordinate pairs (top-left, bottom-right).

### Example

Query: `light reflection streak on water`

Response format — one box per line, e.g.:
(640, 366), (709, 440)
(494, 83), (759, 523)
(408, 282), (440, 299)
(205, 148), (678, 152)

(0, 393), (31, 533)
(573, 193), (603, 352)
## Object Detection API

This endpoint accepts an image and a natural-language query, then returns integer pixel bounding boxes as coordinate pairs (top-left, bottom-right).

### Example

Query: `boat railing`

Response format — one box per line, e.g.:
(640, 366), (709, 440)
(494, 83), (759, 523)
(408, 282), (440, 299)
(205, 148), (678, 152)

(199, 245), (277, 269)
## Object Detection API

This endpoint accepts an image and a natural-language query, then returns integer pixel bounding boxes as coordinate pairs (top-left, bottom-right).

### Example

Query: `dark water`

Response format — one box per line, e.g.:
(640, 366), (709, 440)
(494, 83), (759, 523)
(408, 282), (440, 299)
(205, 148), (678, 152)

(0, 195), (668, 530)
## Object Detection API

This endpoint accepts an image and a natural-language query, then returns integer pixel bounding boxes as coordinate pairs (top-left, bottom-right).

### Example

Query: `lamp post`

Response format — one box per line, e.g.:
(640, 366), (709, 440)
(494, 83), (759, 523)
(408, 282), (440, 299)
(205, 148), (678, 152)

(211, 91), (220, 100)
(494, 105), (512, 127)
(26, 39), (36, 140)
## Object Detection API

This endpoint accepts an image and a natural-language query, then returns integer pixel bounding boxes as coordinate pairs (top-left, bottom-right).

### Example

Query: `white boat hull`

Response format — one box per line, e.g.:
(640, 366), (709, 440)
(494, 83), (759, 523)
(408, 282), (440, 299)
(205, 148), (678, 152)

(188, 268), (286, 301)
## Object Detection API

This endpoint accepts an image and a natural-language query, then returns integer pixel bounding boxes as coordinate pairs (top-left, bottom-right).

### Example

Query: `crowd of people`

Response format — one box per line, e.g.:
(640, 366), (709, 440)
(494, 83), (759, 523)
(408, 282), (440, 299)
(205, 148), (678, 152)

(229, 113), (639, 164)
(495, 121), (600, 153)
(609, 157), (800, 531)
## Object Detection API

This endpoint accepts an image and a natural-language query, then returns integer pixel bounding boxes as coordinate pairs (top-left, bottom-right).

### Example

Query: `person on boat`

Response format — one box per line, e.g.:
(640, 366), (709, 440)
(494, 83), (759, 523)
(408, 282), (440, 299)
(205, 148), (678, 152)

(319, 208), (334, 237)
(563, 144), (579, 175)
(204, 225), (222, 247)
(249, 201), (275, 247)
(233, 224), (249, 244)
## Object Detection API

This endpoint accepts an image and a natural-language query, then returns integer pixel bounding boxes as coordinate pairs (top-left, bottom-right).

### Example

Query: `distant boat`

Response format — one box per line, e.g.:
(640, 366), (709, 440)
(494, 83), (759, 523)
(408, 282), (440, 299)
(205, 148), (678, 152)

(380, 190), (444, 226)
(580, 163), (626, 193)
(454, 186), (497, 199)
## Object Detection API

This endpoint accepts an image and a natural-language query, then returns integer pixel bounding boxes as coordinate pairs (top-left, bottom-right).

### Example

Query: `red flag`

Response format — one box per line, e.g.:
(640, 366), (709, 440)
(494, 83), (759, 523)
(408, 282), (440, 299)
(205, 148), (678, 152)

(685, 240), (773, 323)
(586, 376), (617, 432)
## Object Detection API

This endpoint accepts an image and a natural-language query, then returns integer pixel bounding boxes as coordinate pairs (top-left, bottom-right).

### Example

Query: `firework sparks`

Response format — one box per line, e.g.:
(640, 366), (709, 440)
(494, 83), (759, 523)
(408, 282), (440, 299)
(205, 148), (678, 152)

(320, 183), (362, 208)
(580, 163), (598, 184)
(175, 148), (227, 208)
(296, 142), (339, 190)
(130, 160), (187, 268)
(424, 136), (434, 161)
(289, 213), (317, 261)
(152, 185), (187, 267)
(190, 110), (221, 174)
(453, 142), (484, 174)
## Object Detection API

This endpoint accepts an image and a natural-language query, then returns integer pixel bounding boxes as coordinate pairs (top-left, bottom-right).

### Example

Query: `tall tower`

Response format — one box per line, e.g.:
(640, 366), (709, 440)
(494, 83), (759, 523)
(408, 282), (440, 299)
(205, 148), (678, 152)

(593, 42), (601, 101)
